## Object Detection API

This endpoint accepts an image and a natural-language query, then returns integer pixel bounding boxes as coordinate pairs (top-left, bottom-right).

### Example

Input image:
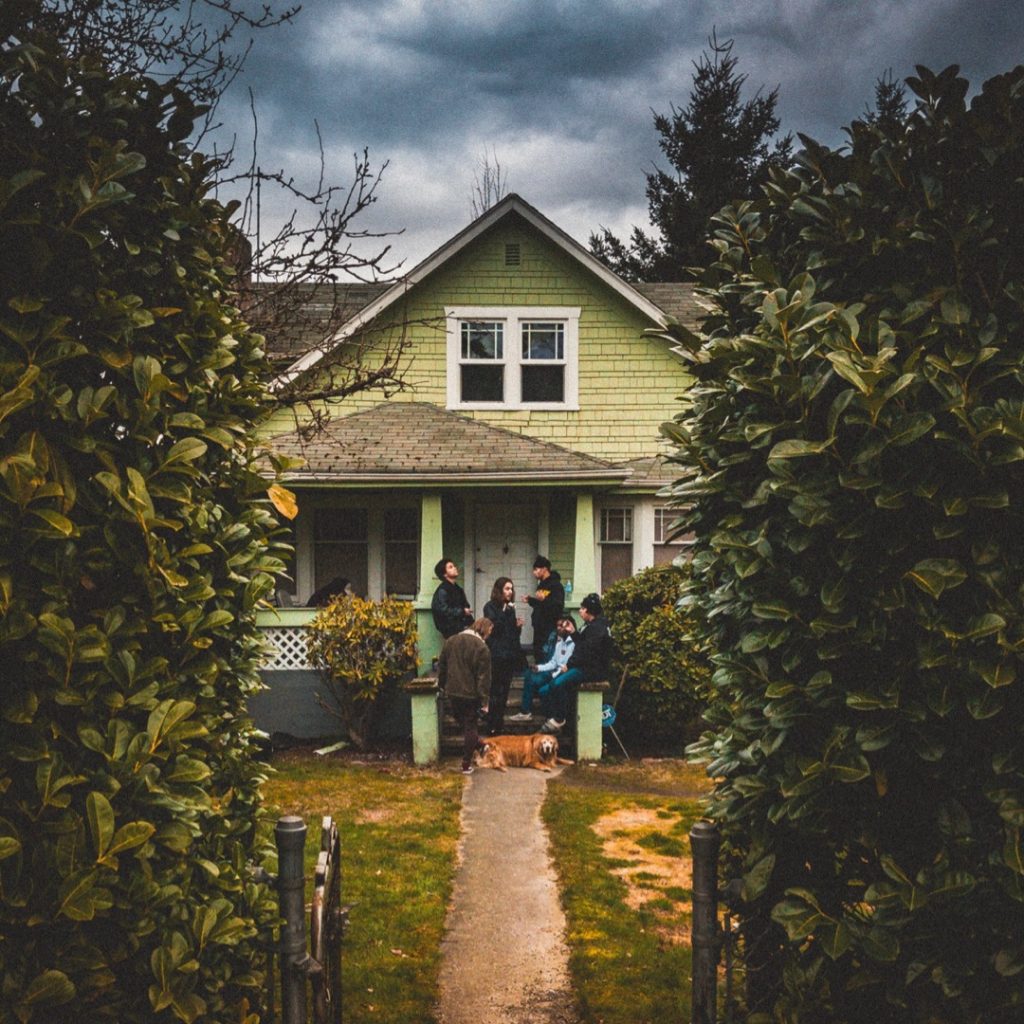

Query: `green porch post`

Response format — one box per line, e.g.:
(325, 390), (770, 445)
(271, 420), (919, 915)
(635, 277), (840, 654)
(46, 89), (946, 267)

(572, 492), (598, 599)
(576, 682), (609, 760)
(415, 492), (444, 675)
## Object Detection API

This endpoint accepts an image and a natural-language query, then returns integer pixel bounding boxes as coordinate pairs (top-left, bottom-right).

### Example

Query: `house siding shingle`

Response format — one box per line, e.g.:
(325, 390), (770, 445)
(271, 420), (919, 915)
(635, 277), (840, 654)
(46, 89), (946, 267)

(264, 213), (689, 464)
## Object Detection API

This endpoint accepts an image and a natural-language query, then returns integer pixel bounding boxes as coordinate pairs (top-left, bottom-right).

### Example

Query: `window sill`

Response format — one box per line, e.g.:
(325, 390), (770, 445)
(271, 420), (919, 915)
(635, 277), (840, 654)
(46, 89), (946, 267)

(447, 402), (581, 413)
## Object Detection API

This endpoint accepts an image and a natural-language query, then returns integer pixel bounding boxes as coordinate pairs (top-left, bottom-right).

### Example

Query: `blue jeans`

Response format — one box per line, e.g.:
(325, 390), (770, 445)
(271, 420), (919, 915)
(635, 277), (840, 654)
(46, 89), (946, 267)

(520, 668), (553, 711)
(537, 667), (582, 721)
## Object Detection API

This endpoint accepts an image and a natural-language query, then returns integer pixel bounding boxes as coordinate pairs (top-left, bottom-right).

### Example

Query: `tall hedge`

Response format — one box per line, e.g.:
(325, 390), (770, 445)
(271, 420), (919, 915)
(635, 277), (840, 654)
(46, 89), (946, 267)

(0, 36), (286, 1022)
(667, 65), (1024, 1021)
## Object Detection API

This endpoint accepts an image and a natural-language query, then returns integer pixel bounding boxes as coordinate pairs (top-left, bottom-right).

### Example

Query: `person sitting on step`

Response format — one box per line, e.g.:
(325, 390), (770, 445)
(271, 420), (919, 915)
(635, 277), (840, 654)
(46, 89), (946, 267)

(541, 593), (612, 733)
(509, 615), (576, 722)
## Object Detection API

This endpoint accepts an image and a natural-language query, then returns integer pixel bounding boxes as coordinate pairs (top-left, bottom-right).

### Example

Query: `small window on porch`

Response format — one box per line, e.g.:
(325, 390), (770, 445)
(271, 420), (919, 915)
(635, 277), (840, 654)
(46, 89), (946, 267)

(653, 506), (694, 565)
(384, 507), (419, 597)
(599, 507), (633, 591)
(313, 508), (369, 599)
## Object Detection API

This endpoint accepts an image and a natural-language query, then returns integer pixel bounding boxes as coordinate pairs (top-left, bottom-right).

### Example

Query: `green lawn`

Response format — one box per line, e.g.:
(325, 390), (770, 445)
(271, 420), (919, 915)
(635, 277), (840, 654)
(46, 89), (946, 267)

(261, 753), (712, 1024)
(543, 760), (712, 1024)
(261, 753), (464, 1024)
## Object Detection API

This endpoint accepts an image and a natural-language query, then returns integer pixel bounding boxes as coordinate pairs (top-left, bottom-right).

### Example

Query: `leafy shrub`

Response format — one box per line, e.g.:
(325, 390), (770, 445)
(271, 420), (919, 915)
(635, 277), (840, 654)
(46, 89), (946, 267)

(0, 36), (287, 1023)
(306, 596), (417, 750)
(602, 565), (710, 749)
(664, 65), (1024, 1020)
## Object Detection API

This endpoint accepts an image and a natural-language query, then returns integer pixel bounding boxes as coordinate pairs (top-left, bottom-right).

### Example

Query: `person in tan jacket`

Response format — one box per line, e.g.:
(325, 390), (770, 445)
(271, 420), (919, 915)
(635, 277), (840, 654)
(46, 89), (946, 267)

(438, 618), (492, 774)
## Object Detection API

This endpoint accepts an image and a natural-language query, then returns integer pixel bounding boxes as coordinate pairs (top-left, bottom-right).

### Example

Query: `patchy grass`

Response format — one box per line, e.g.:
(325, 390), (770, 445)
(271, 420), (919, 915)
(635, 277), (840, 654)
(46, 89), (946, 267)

(261, 751), (464, 1024)
(543, 759), (713, 1024)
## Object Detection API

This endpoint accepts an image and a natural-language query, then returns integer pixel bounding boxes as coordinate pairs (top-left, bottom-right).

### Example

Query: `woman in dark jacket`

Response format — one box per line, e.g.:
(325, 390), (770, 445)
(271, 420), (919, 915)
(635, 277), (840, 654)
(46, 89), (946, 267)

(482, 576), (523, 735)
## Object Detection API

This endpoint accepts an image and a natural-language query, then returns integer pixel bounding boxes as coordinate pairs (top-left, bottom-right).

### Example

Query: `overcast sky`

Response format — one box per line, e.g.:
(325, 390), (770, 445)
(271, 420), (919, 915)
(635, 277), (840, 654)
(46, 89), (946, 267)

(214, 0), (1023, 278)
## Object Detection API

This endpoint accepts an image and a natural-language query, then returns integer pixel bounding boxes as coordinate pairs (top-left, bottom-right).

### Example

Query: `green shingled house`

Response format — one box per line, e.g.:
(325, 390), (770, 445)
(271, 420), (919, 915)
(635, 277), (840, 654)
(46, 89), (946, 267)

(253, 195), (698, 735)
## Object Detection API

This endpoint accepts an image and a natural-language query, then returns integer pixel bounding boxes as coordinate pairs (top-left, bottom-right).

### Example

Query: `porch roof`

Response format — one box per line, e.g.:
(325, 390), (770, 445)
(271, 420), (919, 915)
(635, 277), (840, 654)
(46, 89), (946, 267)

(616, 455), (680, 492)
(269, 402), (629, 485)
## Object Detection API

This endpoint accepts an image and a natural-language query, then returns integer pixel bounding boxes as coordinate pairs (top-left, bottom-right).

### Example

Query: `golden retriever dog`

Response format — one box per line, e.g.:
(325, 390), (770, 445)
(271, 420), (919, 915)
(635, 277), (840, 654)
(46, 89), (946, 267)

(474, 733), (574, 772)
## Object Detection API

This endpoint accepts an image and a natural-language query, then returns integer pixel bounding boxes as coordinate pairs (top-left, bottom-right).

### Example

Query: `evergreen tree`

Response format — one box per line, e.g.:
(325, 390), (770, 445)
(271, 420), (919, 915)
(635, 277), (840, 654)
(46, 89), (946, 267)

(590, 33), (791, 281)
(861, 68), (910, 135)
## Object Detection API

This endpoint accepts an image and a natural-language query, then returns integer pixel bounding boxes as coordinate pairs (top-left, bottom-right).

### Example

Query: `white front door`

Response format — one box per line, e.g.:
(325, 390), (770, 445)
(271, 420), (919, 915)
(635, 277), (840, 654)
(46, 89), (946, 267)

(472, 503), (538, 647)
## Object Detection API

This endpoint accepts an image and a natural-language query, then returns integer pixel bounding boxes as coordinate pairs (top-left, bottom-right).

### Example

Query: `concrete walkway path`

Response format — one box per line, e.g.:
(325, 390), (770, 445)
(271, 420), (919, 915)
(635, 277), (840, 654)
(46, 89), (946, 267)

(437, 766), (579, 1024)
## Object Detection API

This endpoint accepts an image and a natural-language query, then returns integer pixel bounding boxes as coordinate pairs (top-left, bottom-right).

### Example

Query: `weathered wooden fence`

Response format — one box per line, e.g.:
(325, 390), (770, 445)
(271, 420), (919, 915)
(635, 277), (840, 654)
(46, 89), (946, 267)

(262, 814), (346, 1024)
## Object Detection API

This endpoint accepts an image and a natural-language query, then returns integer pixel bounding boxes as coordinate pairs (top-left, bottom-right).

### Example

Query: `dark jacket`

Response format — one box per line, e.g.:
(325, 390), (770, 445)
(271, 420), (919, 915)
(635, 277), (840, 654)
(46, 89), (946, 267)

(483, 599), (522, 663)
(431, 579), (472, 638)
(566, 614), (612, 683)
(437, 629), (491, 701)
(526, 570), (564, 642)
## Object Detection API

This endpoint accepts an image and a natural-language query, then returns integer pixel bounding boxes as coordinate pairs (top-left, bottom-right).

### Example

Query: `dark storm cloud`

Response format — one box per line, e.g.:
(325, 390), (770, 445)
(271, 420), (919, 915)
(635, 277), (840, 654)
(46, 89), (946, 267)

(220, 0), (1023, 272)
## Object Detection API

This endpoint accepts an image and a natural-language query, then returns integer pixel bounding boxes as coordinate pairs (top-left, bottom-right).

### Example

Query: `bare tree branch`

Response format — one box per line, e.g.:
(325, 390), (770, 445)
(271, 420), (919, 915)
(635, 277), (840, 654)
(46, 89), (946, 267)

(471, 146), (510, 217)
(17, 0), (417, 430)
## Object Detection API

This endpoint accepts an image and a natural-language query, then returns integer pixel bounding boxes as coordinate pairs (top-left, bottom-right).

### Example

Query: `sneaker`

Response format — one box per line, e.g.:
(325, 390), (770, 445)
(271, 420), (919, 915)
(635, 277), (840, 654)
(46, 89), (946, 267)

(508, 711), (533, 722)
(541, 718), (565, 733)
(461, 764), (474, 775)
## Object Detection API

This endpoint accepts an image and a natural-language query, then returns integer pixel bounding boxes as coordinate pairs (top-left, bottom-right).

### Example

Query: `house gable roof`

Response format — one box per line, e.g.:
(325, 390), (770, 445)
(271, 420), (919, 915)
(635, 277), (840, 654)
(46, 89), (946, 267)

(270, 401), (628, 485)
(272, 194), (680, 389)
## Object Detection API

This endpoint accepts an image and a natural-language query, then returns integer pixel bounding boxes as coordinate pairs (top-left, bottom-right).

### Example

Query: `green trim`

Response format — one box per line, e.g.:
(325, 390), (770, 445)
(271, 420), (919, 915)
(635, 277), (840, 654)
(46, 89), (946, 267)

(283, 477), (626, 490)
(255, 607), (317, 627)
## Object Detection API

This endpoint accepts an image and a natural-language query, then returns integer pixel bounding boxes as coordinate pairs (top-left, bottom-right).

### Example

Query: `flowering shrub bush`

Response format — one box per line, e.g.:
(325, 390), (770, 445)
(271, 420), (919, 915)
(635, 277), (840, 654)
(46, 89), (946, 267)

(306, 596), (417, 749)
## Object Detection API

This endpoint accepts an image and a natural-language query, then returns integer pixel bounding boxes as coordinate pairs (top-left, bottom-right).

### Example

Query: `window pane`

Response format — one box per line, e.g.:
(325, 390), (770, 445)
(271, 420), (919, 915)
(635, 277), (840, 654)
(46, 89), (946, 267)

(600, 507), (633, 543)
(521, 322), (563, 360)
(385, 542), (418, 596)
(461, 321), (503, 359)
(654, 543), (694, 566)
(521, 365), (564, 403)
(462, 364), (503, 401)
(314, 543), (368, 599)
(384, 507), (418, 541)
(315, 507), (368, 541)
(601, 544), (632, 591)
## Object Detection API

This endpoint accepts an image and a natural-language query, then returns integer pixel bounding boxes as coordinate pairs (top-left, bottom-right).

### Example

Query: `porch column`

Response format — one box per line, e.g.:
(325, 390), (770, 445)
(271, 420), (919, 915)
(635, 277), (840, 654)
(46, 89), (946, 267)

(415, 492), (444, 674)
(572, 492), (598, 600)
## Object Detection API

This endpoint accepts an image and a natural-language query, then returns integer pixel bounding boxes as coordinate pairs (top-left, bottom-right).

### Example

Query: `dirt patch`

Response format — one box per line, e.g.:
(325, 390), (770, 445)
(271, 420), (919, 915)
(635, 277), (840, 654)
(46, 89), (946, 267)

(355, 806), (397, 825)
(592, 806), (694, 945)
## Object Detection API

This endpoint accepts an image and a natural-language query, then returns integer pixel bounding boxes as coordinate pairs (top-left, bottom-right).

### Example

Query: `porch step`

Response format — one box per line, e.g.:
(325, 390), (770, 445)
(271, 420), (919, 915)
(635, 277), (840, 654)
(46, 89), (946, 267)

(439, 677), (574, 754)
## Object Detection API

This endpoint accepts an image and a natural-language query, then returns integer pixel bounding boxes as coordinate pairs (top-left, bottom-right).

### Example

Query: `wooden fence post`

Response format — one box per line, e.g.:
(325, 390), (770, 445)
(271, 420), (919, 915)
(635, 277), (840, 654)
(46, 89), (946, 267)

(690, 819), (721, 1024)
(276, 816), (308, 1024)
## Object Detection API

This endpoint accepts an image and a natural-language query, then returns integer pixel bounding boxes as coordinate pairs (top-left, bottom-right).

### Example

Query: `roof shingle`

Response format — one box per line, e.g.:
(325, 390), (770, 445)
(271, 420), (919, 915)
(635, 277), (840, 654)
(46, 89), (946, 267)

(271, 402), (628, 483)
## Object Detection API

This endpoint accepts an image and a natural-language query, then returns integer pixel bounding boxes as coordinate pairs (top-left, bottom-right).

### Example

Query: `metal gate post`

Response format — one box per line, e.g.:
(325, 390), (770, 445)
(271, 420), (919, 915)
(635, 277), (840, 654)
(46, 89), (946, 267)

(276, 815), (308, 1024)
(690, 819), (722, 1024)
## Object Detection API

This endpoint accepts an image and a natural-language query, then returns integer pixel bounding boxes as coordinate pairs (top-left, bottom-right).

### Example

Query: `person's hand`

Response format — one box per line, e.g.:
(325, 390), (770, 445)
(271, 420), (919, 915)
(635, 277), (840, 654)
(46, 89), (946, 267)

(516, 617), (524, 628)
(464, 606), (472, 615)
(520, 594), (529, 603)
(480, 705), (489, 715)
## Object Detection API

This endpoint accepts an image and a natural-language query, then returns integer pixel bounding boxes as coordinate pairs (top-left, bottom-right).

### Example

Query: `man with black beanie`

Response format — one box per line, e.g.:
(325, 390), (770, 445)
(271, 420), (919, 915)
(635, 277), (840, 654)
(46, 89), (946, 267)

(522, 555), (565, 663)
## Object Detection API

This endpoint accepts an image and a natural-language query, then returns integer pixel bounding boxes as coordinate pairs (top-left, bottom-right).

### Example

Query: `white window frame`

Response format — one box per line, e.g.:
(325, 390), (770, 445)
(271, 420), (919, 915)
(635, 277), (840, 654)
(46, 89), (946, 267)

(654, 506), (689, 546)
(599, 506), (634, 545)
(445, 305), (581, 410)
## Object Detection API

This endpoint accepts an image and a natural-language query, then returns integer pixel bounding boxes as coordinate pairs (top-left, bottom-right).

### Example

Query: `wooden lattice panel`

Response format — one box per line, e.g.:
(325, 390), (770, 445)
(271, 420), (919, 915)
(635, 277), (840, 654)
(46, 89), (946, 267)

(261, 626), (311, 671)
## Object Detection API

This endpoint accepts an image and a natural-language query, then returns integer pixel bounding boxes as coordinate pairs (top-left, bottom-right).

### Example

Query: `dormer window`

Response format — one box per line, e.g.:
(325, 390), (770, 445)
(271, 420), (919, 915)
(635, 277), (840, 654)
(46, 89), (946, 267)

(446, 305), (580, 410)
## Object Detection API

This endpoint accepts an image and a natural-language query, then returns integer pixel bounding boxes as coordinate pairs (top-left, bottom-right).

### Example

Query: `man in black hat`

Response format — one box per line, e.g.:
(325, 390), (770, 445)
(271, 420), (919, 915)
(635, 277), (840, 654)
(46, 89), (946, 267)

(431, 558), (473, 639)
(521, 554), (565, 664)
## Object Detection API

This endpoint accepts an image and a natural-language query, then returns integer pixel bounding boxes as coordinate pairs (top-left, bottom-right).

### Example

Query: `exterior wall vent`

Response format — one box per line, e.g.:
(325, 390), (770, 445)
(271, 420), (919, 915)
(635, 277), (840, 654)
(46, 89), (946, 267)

(504, 242), (521, 267)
